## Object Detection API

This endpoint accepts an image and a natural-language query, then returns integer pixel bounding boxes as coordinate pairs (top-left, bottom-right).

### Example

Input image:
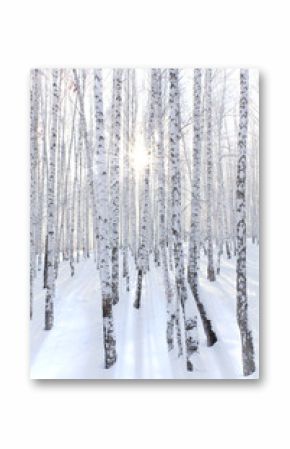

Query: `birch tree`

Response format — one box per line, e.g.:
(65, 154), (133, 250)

(122, 70), (130, 291)
(205, 69), (216, 282)
(134, 148), (150, 308)
(45, 70), (59, 330)
(94, 69), (117, 368)
(30, 69), (40, 319)
(54, 74), (66, 277)
(73, 69), (98, 263)
(134, 71), (153, 309)
(129, 69), (137, 264)
(236, 69), (255, 376)
(111, 69), (122, 305)
(188, 69), (217, 346)
(169, 69), (199, 371)
(153, 68), (175, 350)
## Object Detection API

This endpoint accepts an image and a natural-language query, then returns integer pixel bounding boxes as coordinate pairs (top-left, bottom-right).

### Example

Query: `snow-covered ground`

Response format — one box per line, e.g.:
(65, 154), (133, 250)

(30, 242), (259, 379)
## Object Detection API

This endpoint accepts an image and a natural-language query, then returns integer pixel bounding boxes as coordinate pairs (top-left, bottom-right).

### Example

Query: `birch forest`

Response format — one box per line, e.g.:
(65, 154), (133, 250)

(30, 68), (259, 379)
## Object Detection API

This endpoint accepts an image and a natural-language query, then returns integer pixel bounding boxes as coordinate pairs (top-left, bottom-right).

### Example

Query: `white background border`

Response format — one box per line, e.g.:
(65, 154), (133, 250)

(0, 1), (286, 448)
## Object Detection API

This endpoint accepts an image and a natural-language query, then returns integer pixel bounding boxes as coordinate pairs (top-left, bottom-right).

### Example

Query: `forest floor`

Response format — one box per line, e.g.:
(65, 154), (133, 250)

(30, 242), (259, 379)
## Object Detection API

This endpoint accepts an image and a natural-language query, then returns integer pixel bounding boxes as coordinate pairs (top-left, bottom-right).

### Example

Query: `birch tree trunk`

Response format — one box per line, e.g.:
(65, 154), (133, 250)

(236, 69), (255, 376)
(30, 69), (39, 319)
(129, 70), (137, 264)
(122, 70), (130, 291)
(169, 69), (199, 371)
(94, 69), (117, 368)
(216, 72), (227, 275)
(70, 132), (79, 277)
(35, 107), (44, 274)
(73, 69), (98, 263)
(111, 69), (122, 305)
(154, 68), (175, 350)
(60, 95), (77, 274)
(76, 119), (83, 263)
(205, 69), (216, 282)
(188, 69), (202, 284)
(40, 76), (49, 279)
(134, 160), (150, 309)
(134, 71), (152, 309)
(54, 75), (66, 277)
(188, 69), (217, 347)
(45, 70), (59, 330)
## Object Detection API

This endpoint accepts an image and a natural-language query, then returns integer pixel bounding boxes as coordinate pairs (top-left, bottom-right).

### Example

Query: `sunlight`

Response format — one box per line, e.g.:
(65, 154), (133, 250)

(133, 142), (148, 174)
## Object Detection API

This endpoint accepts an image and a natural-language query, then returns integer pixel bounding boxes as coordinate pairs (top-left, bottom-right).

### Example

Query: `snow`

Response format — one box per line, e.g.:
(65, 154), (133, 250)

(30, 242), (259, 379)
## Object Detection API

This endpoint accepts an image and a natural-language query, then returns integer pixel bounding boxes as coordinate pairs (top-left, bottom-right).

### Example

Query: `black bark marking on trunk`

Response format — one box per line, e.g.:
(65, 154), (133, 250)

(134, 269), (143, 309)
(102, 295), (117, 369)
(43, 235), (48, 288)
(188, 273), (217, 347)
(112, 246), (119, 305)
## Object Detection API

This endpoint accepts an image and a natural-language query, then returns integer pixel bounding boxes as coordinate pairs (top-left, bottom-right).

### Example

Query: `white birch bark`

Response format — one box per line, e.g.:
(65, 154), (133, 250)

(45, 70), (59, 330)
(169, 69), (199, 371)
(77, 121), (83, 262)
(205, 69), (216, 281)
(129, 69), (137, 264)
(188, 69), (217, 347)
(70, 132), (78, 276)
(134, 71), (152, 309)
(73, 69), (98, 263)
(216, 72), (229, 272)
(39, 76), (49, 276)
(30, 69), (40, 319)
(111, 69), (122, 305)
(122, 69), (130, 291)
(188, 69), (202, 282)
(35, 113), (44, 274)
(94, 69), (117, 368)
(236, 69), (255, 376)
(54, 75), (66, 276)
(59, 94), (77, 271)
(153, 68), (175, 350)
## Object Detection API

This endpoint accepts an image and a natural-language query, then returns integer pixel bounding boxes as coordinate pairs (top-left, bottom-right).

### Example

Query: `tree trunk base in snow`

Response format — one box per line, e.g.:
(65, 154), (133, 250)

(175, 305), (183, 357)
(185, 316), (199, 371)
(167, 314), (175, 351)
(207, 266), (216, 282)
(154, 248), (160, 266)
(206, 325), (218, 346)
(54, 262), (59, 281)
(105, 353), (117, 369)
(37, 254), (42, 272)
(126, 276), (130, 292)
(102, 295), (117, 369)
(187, 360), (194, 371)
(44, 302), (54, 330)
(123, 258), (130, 292)
(240, 328), (256, 376)
(217, 245), (222, 275)
(226, 241), (231, 259)
(134, 269), (142, 309)
(112, 247), (119, 305)
(70, 265), (74, 277)
(188, 274), (217, 347)
(44, 322), (53, 331)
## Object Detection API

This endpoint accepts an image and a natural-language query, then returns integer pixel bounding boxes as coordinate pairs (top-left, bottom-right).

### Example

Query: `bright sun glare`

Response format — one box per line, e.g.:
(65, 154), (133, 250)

(133, 144), (148, 174)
